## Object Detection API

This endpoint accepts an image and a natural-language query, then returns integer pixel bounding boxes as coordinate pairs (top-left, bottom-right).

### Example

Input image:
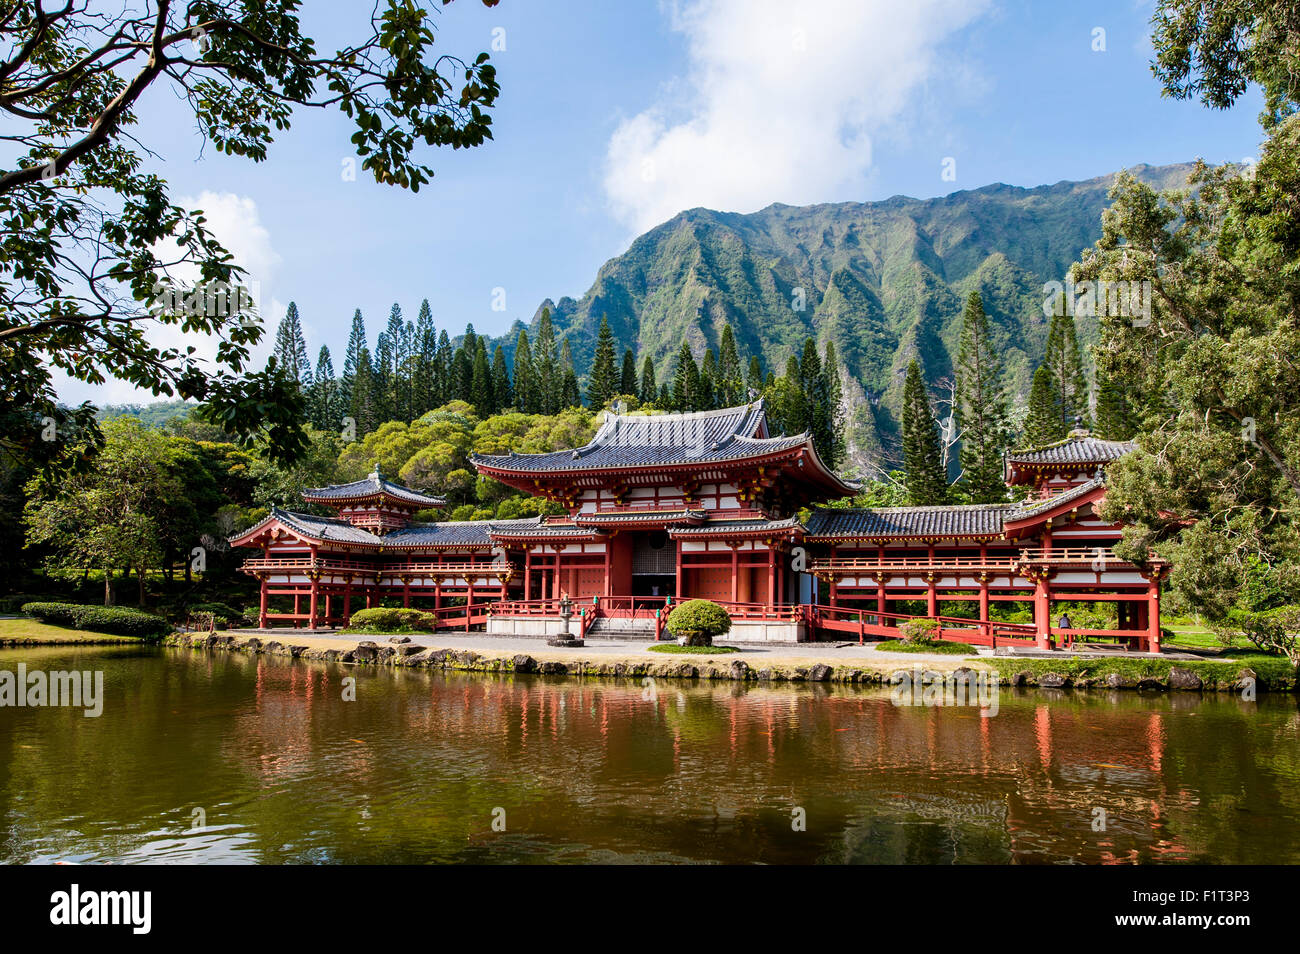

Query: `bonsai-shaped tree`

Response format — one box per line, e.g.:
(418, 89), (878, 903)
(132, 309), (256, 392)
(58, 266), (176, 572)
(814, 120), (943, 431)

(899, 617), (941, 646)
(666, 599), (732, 647)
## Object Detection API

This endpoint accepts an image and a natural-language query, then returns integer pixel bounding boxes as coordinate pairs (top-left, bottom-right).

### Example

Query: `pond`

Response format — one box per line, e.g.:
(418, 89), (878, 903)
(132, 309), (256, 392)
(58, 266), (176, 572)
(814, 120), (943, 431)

(1, 646), (1297, 864)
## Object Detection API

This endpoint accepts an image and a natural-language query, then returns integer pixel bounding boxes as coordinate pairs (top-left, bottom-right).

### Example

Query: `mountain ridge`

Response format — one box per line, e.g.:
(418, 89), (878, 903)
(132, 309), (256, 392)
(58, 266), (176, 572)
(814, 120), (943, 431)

(508, 162), (1196, 472)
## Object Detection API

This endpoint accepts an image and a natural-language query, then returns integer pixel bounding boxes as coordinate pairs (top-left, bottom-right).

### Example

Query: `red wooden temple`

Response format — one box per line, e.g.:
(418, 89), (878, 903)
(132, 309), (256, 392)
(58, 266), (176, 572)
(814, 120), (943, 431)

(231, 402), (1169, 651)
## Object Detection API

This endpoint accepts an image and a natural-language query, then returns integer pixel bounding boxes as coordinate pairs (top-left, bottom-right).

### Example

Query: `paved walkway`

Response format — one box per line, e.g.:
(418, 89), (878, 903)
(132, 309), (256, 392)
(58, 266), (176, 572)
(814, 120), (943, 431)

(227, 628), (1208, 663)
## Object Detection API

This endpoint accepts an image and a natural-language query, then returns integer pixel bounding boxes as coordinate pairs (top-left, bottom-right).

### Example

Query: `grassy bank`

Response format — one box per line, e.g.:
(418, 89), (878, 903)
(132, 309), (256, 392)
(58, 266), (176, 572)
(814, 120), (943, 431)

(0, 618), (151, 646)
(989, 651), (1295, 691)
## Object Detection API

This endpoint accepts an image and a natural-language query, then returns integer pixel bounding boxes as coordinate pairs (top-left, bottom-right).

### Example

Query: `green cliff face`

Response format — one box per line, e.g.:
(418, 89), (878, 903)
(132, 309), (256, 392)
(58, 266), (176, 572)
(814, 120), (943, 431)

(525, 163), (1194, 472)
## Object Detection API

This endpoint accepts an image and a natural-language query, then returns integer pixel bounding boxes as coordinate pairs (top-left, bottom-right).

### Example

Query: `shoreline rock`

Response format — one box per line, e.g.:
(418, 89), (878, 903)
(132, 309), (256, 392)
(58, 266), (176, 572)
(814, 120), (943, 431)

(153, 633), (1296, 693)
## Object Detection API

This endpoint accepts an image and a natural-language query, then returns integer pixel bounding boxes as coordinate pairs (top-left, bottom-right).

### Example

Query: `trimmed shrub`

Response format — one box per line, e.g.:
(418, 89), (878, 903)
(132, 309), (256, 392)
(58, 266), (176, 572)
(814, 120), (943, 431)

(899, 617), (941, 645)
(71, 606), (171, 638)
(21, 602), (79, 626)
(22, 602), (170, 639)
(666, 599), (732, 647)
(0, 594), (61, 614)
(345, 607), (435, 633)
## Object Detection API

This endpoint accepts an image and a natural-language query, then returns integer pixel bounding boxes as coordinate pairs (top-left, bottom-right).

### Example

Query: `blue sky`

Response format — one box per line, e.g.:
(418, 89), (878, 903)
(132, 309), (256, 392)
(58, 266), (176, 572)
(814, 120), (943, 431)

(68, 0), (1266, 404)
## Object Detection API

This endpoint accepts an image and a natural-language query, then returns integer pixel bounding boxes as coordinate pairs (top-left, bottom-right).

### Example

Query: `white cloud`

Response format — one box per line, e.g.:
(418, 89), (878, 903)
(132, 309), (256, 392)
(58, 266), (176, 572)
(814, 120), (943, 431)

(54, 191), (282, 406)
(602, 0), (992, 234)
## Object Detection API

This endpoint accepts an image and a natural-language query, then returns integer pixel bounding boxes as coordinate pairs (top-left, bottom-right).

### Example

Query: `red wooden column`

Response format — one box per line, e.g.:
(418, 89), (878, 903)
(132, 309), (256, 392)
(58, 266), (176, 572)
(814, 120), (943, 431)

(524, 548), (532, 601)
(1033, 573), (1051, 649)
(308, 578), (320, 631)
(402, 578), (411, 608)
(604, 539), (612, 597)
(875, 575), (886, 617)
(730, 544), (739, 603)
(766, 545), (776, 609)
(258, 577), (269, 629)
(1145, 577), (1162, 653)
(674, 540), (683, 600)
(926, 574), (938, 618)
(979, 577), (991, 642)
(343, 579), (352, 626)
(776, 548), (785, 607)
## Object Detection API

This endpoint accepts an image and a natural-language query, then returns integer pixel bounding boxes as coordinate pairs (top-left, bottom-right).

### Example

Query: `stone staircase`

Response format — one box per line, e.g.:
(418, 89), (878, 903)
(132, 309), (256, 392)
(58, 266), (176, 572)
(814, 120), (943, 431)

(584, 616), (659, 641)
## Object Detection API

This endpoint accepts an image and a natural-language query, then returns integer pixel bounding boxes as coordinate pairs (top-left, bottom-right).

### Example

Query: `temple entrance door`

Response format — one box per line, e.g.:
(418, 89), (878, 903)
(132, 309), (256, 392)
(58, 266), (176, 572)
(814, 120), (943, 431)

(632, 574), (675, 598)
(631, 530), (676, 603)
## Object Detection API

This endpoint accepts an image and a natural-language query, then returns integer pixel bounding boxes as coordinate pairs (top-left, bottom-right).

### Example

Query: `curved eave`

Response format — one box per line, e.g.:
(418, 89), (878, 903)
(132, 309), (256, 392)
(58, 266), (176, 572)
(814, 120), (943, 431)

(299, 490), (446, 509)
(488, 532), (607, 545)
(1003, 485), (1105, 532)
(803, 533), (1005, 544)
(473, 438), (856, 498)
(669, 527), (803, 541)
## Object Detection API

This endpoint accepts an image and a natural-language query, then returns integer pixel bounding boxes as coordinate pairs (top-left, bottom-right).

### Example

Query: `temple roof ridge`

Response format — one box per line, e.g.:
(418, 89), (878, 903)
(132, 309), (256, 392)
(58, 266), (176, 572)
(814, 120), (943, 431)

(301, 470), (445, 508)
(1005, 435), (1136, 465)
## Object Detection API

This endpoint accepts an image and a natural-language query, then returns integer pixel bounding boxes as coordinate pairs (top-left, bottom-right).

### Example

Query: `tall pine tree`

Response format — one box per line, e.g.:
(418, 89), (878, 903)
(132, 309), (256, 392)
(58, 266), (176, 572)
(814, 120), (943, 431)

(717, 324), (742, 406)
(470, 337), (494, 412)
(341, 308), (367, 413)
(350, 347), (378, 436)
(272, 301), (311, 385)
(491, 344), (512, 411)
(955, 292), (1011, 502)
(639, 355), (657, 406)
(1044, 297), (1089, 431)
(513, 329), (536, 412)
(560, 338), (580, 408)
(900, 359), (949, 505)
(672, 344), (699, 411)
(308, 345), (337, 429)
(533, 308), (560, 414)
(821, 340), (845, 469)
(620, 348), (638, 398)
(1022, 364), (1065, 447)
(746, 355), (764, 399)
(698, 348), (718, 410)
(434, 330), (452, 407)
(413, 299), (436, 417)
(586, 315), (618, 408)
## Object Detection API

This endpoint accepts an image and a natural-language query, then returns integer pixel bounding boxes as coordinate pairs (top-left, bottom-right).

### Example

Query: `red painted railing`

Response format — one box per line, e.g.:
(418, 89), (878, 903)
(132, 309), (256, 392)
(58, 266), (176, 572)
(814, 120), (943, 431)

(809, 555), (1019, 575)
(424, 601), (495, 631)
(805, 603), (1036, 647)
(242, 556), (514, 578)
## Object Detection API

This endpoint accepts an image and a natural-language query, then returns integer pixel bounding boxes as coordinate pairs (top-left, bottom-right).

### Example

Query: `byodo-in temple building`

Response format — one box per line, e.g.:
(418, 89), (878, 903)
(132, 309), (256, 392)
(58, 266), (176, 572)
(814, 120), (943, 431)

(231, 401), (1170, 652)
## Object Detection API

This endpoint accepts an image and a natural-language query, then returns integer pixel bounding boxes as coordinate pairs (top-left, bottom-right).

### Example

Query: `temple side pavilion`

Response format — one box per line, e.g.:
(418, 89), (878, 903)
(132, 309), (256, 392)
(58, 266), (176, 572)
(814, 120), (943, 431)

(232, 403), (1169, 650)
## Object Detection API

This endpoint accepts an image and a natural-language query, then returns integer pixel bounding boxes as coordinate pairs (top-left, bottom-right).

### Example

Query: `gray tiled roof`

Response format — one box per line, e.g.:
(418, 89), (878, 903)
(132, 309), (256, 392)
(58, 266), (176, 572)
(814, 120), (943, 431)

(669, 515), (804, 537)
(575, 508), (707, 526)
(247, 510), (543, 549)
(272, 509), (381, 544)
(470, 402), (809, 472)
(1006, 476), (1105, 521)
(1006, 437), (1135, 466)
(804, 505), (1013, 540)
(301, 469), (444, 507)
(386, 517), (544, 547)
(487, 520), (602, 539)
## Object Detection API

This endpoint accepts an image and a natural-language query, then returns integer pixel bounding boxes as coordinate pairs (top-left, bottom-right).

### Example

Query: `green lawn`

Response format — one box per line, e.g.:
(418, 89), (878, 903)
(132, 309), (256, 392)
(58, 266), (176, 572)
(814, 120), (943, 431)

(876, 640), (977, 655)
(1163, 624), (1229, 651)
(647, 644), (741, 655)
(0, 618), (146, 644)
